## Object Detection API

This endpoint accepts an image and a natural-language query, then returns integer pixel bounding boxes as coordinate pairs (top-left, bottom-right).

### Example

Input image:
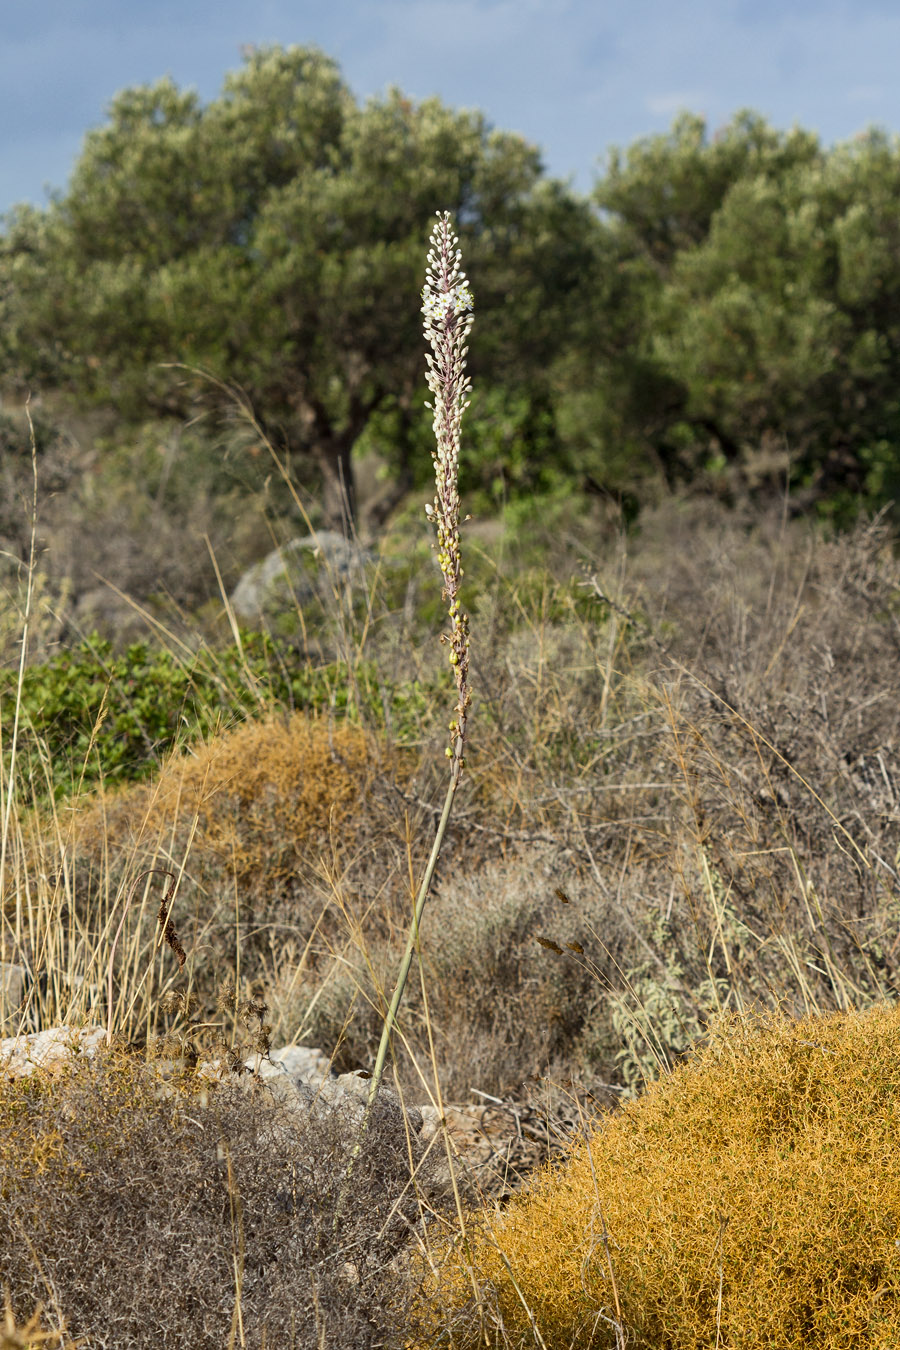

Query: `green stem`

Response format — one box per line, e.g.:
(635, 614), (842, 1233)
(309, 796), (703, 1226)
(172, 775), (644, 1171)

(334, 751), (461, 1226)
(366, 755), (461, 1111)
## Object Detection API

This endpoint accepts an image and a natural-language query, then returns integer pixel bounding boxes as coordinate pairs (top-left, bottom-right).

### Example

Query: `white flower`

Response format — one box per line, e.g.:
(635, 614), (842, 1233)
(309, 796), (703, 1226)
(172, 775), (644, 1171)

(453, 285), (474, 314)
(420, 211), (473, 758)
(421, 282), (475, 325)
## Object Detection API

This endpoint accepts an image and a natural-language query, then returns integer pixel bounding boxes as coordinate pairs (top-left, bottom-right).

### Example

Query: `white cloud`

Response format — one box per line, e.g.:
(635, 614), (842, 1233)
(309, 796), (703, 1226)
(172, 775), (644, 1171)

(646, 92), (709, 117)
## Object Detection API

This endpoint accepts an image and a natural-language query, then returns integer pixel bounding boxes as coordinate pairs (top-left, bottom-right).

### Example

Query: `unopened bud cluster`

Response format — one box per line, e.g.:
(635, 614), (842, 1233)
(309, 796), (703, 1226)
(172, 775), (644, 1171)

(422, 211), (473, 764)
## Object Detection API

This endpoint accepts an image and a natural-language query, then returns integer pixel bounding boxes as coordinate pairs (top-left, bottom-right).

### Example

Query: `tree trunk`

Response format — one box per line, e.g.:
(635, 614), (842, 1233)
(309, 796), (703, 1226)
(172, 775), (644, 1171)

(317, 432), (357, 536)
(361, 392), (416, 532)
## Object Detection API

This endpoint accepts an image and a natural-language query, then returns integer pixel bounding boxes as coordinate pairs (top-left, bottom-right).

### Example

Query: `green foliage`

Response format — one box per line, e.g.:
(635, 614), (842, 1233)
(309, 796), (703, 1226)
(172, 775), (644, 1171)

(606, 118), (900, 508)
(9, 63), (900, 531)
(0, 45), (595, 530)
(360, 385), (566, 509)
(1, 631), (446, 799)
(598, 110), (821, 267)
(545, 111), (900, 514)
(458, 385), (562, 508)
(607, 956), (731, 1095)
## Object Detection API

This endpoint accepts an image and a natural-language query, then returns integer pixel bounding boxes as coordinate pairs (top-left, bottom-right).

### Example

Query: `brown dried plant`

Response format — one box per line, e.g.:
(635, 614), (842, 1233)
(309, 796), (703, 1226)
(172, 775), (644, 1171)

(423, 1003), (900, 1348)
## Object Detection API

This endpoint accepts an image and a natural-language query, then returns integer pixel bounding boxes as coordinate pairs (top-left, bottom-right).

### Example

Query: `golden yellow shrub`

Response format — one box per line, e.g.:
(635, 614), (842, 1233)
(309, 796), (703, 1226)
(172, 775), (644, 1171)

(428, 1005), (900, 1349)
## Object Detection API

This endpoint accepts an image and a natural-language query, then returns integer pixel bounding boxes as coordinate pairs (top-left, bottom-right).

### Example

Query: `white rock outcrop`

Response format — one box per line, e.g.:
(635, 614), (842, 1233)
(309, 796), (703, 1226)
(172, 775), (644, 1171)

(0, 1024), (108, 1077)
(0, 1025), (552, 1198)
(230, 532), (375, 626)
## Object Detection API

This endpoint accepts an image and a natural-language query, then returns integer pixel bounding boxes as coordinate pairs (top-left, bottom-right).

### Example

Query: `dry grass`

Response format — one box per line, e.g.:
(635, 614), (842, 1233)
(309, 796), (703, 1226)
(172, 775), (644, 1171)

(437, 506), (900, 1090)
(3, 712), (419, 1048)
(4, 493), (900, 1347)
(10, 498), (895, 1097)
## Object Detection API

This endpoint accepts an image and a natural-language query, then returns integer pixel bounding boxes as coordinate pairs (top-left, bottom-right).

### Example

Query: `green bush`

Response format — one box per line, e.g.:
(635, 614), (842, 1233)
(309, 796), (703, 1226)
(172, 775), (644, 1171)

(1, 631), (448, 799)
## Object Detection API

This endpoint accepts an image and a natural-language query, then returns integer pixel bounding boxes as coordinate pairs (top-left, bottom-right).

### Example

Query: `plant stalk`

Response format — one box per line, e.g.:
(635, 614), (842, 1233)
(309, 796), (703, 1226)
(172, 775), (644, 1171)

(335, 210), (472, 1225)
(334, 752), (461, 1225)
(366, 753), (462, 1111)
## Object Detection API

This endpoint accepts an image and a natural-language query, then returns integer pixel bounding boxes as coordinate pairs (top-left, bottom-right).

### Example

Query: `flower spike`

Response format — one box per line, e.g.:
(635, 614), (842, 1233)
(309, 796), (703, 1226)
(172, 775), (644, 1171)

(421, 210), (474, 766)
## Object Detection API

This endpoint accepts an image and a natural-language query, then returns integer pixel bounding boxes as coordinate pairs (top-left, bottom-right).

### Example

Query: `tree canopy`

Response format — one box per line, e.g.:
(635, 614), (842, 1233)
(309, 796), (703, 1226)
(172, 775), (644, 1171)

(0, 46), (597, 530)
(5, 51), (900, 528)
(588, 113), (900, 511)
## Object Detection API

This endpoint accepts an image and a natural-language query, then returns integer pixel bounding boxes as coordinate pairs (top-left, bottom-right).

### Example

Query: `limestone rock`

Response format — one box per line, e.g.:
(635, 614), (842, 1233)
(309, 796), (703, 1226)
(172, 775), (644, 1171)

(0, 1024), (107, 1078)
(247, 1052), (414, 1131)
(263, 1043), (334, 1087)
(230, 532), (374, 626)
(0, 1026), (569, 1200)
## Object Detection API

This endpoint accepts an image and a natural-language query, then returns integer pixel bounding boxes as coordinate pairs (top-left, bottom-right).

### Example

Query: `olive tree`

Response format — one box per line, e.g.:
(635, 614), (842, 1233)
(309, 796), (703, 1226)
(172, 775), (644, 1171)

(1, 45), (595, 531)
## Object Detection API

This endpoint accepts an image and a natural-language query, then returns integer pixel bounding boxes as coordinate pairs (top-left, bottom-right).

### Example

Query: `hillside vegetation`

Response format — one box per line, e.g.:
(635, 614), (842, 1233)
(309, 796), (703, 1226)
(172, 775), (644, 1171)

(2, 41), (900, 1349)
(3, 497), (900, 1346)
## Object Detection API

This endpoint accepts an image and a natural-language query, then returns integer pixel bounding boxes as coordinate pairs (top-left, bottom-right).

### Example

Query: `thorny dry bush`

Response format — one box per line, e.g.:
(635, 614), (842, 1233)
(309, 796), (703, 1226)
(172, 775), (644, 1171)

(364, 502), (900, 1098)
(298, 506), (900, 1104)
(0, 1046), (439, 1350)
(531, 504), (900, 1087)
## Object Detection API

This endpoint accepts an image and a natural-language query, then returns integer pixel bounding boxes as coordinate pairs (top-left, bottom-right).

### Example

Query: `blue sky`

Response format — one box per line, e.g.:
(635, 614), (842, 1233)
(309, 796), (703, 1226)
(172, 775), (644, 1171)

(3, 0), (900, 216)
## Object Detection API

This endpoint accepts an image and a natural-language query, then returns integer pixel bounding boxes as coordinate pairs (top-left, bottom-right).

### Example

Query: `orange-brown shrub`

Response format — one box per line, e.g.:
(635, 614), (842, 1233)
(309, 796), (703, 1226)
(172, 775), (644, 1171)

(16, 713), (419, 1044)
(70, 712), (399, 887)
(425, 1004), (900, 1348)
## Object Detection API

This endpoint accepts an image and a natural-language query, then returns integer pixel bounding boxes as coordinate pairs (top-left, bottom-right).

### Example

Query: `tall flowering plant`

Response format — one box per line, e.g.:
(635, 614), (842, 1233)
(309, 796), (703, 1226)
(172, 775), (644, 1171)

(366, 212), (474, 1109)
(423, 214), (474, 772)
